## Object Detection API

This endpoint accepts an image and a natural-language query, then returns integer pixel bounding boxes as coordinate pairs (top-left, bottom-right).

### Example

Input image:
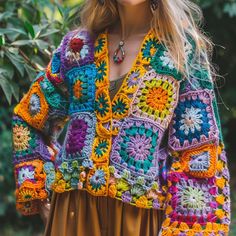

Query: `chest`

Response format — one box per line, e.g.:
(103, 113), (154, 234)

(63, 29), (183, 133)
(107, 33), (147, 81)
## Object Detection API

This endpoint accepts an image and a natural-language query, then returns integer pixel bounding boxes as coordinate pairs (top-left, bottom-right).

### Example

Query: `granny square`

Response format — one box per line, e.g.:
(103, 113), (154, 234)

(167, 172), (221, 227)
(12, 115), (53, 164)
(58, 112), (96, 161)
(181, 144), (218, 178)
(168, 90), (219, 151)
(66, 65), (97, 113)
(130, 69), (179, 129)
(110, 117), (164, 181)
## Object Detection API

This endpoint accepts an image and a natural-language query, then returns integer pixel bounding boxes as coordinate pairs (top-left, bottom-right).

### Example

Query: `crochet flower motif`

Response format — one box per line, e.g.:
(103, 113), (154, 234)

(96, 60), (107, 84)
(141, 36), (159, 63)
(180, 184), (206, 209)
(29, 94), (41, 116)
(66, 66), (96, 113)
(95, 90), (110, 120)
(146, 86), (169, 111)
(92, 138), (110, 162)
(18, 188), (36, 202)
(160, 51), (175, 70)
(66, 35), (89, 62)
(169, 90), (218, 151)
(127, 134), (152, 161)
(56, 160), (81, 190)
(110, 118), (162, 177)
(59, 113), (96, 162)
(94, 36), (106, 57)
(131, 70), (179, 128)
(16, 201), (38, 216)
(112, 94), (129, 119)
(127, 71), (140, 87)
(159, 41), (192, 71)
(189, 151), (210, 172)
(13, 124), (31, 152)
(168, 172), (219, 224)
(179, 106), (203, 135)
(89, 169), (106, 191)
(17, 166), (35, 186)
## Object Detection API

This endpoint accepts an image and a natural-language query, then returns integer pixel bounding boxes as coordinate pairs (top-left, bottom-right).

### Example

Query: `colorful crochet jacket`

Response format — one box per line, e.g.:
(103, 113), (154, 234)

(12, 28), (230, 235)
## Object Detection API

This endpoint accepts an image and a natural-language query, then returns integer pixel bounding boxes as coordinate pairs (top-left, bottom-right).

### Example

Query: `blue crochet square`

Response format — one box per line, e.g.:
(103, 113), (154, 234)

(66, 64), (97, 113)
(168, 90), (219, 151)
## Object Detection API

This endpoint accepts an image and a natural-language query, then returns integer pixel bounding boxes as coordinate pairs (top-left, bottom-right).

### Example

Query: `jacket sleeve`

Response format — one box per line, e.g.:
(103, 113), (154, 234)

(159, 52), (231, 235)
(12, 39), (69, 215)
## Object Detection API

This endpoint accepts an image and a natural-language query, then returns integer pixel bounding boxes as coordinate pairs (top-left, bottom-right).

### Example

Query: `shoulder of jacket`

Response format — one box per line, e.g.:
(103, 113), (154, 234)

(150, 33), (196, 82)
(59, 27), (95, 79)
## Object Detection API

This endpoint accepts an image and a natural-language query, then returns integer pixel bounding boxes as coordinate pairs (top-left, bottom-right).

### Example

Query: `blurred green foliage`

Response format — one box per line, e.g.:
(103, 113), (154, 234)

(0, 0), (235, 235)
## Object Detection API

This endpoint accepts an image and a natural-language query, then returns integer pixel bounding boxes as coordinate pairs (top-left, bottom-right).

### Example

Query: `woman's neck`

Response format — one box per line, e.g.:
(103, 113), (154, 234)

(112, 1), (152, 39)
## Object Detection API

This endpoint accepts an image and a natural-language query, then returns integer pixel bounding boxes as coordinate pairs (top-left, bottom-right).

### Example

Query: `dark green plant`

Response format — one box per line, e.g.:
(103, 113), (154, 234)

(0, 1), (82, 234)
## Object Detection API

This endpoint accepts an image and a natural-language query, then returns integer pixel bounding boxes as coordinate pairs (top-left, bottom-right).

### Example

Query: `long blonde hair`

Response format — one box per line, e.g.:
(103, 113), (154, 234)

(80, 0), (213, 76)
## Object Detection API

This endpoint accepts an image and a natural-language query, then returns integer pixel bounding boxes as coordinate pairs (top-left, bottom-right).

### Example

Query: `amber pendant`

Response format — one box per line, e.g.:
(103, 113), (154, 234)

(113, 40), (125, 64)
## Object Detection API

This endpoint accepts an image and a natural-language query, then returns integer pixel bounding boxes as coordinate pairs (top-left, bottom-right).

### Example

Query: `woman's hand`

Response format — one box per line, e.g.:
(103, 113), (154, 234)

(39, 198), (51, 225)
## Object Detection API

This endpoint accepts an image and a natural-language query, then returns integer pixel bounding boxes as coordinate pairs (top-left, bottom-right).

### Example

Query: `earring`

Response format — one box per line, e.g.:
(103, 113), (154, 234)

(98, 0), (105, 5)
(150, 0), (158, 11)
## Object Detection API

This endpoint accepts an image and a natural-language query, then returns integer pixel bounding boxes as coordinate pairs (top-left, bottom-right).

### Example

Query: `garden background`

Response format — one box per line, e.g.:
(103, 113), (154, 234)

(0, 0), (235, 235)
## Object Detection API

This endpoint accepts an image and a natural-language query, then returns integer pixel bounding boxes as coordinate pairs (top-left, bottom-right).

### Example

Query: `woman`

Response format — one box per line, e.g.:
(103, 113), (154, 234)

(12, 0), (231, 235)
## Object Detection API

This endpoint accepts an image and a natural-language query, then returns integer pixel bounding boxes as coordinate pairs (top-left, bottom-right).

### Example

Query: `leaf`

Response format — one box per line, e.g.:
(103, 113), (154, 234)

(11, 39), (33, 46)
(24, 21), (35, 38)
(39, 29), (60, 38)
(0, 28), (27, 36)
(0, 64), (14, 80)
(0, 35), (5, 46)
(10, 81), (20, 102)
(24, 64), (37, 82)
(34, 39), (49, 49)
(0, 76), (13, 104)
(0, 11), (13, 21)
(5, 51), (25, 77)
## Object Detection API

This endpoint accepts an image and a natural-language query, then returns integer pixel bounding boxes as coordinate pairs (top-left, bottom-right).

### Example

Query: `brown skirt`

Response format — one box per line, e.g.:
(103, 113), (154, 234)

(44, 190), (165, 236)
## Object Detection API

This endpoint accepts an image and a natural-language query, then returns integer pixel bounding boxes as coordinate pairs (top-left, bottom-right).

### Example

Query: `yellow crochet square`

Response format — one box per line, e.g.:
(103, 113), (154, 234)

(91, 136), (111, 164)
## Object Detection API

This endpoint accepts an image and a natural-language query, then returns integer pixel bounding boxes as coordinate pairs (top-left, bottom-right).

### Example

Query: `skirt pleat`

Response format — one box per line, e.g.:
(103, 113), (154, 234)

(44, 190), (165, 236)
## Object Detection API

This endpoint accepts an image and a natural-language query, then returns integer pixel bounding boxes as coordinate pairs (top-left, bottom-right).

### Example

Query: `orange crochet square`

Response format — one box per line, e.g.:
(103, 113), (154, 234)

(15, 159), (48, 202)
(181, 144), (217, 178)
(16, 199), (40, 216)
(14, 81), (49, 131)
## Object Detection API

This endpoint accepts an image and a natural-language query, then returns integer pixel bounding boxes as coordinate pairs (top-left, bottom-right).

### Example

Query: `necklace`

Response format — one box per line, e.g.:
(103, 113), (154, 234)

(112, 26), (151, 65)
(113, 40), (125, 64)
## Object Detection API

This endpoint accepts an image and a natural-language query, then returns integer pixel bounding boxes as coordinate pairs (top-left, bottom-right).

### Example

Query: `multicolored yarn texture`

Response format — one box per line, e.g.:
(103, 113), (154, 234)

(12, 28), (230, 235)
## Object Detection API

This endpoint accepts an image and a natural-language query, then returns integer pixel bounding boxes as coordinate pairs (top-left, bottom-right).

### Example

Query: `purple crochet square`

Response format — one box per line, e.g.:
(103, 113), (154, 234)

(60, 29), (95, 80)
(58, 112), (96, 161)
(110, 117), (164, 180)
